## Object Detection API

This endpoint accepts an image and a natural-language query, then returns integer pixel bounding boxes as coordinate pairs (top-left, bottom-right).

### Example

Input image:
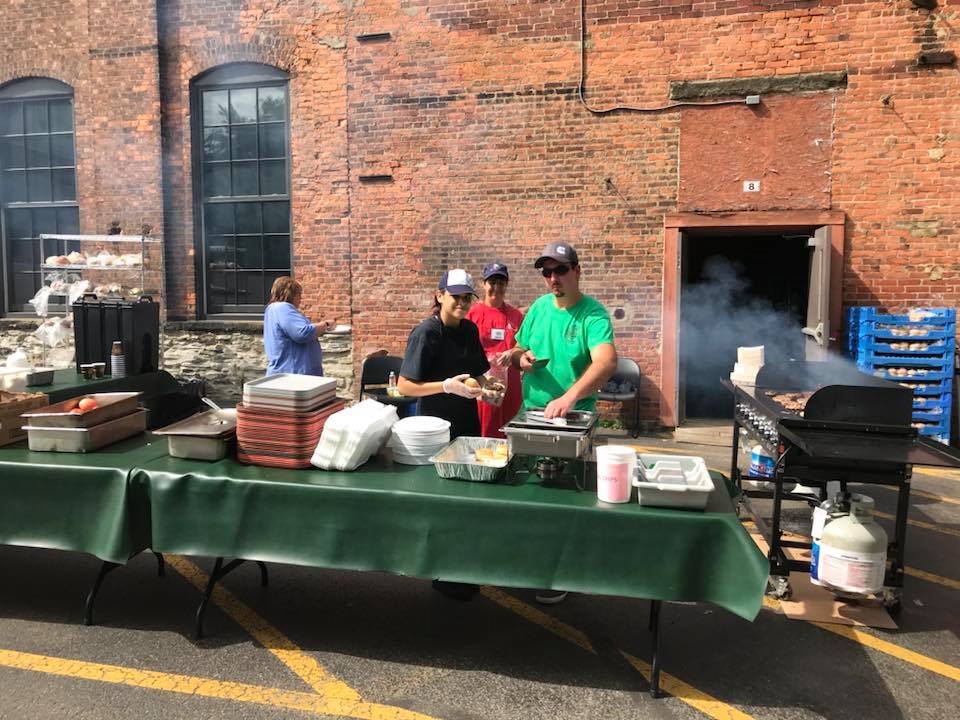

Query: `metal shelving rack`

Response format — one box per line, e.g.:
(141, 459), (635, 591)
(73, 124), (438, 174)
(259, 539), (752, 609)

(37, 234), (164, 300)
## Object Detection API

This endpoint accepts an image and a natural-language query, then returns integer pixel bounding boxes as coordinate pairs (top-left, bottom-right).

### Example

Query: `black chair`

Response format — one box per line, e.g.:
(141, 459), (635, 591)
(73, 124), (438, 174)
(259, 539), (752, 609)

(359, 355), (418, 416)
(598, 358), (642, 438)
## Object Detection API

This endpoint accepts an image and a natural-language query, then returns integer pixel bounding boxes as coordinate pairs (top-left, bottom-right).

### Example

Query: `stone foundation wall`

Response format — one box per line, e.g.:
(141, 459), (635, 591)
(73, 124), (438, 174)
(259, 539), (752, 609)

(0, 320), (353, 406)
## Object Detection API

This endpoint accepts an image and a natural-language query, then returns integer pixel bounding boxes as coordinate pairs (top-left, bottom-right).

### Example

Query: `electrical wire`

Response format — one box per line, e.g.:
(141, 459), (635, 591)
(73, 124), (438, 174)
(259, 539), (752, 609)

(577, 0), (751, 114)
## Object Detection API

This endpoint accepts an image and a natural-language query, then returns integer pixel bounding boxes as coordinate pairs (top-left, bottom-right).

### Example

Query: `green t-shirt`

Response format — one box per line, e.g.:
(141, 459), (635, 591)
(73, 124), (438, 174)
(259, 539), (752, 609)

(514, 293), (614, 412)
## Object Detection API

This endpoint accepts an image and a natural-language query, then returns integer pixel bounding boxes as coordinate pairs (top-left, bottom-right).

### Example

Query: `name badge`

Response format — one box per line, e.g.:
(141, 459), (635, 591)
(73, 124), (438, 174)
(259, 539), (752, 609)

(490, 328), (505, 341)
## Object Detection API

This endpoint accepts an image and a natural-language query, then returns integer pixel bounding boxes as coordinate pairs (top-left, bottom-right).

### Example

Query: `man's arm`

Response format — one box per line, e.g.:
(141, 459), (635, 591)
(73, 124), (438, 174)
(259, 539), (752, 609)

(543, 342), (617, 419)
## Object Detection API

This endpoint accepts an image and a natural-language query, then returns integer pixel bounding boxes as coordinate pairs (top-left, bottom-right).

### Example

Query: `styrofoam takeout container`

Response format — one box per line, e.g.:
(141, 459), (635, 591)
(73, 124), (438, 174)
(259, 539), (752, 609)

(633, 453), (715, 510)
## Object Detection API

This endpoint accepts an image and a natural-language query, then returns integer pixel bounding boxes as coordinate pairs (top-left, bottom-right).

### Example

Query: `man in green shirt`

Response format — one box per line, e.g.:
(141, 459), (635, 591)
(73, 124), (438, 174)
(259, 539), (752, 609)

(506, 241), (617, 605)
(509, 241), (617, 419)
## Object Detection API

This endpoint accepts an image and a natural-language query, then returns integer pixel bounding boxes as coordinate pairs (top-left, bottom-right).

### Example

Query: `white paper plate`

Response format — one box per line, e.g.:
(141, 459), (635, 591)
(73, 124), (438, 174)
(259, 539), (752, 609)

(393, 416), (451, 434)
(326, 324), (352, 335)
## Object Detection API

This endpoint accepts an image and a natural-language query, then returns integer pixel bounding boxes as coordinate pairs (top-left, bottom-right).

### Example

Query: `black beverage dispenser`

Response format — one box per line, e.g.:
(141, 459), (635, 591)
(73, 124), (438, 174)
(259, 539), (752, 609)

(72, 295), (160, 375)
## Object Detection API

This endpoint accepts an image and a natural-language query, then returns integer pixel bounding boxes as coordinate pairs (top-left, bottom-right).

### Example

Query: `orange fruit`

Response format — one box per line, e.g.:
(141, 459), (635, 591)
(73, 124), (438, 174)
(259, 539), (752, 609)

(78, 398), (98, 411)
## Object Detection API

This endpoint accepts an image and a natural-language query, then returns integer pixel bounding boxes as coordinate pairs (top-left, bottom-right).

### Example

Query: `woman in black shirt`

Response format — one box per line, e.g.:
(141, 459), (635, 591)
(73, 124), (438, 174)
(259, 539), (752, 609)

(398, 268), (490, 439)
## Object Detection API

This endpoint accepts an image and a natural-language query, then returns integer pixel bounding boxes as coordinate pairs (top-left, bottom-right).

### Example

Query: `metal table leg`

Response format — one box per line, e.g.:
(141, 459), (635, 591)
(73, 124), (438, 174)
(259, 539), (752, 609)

(195, 558), (269, 639)
(84, 561), (121, 626)
(648, 600), (662, 698)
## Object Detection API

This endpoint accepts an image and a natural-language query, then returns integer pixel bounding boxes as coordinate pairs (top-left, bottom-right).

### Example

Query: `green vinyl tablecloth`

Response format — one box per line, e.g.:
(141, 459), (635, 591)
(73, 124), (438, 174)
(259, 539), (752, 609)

(26, 368), (181, 404)
(0, 435), (169, 564)
(136, 455), (768, 621)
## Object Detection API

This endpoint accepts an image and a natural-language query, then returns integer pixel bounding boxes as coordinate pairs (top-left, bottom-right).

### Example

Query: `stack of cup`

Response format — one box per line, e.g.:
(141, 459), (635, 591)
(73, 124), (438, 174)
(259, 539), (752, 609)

(110, 340), (126, 378)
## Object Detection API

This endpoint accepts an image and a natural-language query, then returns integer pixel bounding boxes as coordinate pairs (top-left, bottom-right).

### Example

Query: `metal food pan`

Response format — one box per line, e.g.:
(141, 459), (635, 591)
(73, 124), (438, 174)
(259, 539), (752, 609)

(20, 392), (142, 428)
(166, 433), (236, 461)
(154, 409), (237, 437)
(503, 425), (592, 459)
(429, 436), (511, 482)
(22, 409), (147, 452)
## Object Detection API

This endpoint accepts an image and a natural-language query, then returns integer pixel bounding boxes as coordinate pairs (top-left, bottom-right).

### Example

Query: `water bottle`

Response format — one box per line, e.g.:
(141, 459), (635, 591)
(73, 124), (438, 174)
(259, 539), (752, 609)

(387, 371), (399, 397)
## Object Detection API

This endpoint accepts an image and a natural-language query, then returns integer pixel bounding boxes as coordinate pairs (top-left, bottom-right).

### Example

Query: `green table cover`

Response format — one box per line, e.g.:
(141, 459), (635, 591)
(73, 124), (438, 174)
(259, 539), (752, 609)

(137, 456), (768, 620)
(27, 369), (180, 404)
(0, 435), (169, 564)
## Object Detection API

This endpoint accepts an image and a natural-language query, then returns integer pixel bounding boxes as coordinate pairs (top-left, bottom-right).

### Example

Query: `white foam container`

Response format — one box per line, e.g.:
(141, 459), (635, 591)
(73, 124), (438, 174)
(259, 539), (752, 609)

(633, 453), (715, 510)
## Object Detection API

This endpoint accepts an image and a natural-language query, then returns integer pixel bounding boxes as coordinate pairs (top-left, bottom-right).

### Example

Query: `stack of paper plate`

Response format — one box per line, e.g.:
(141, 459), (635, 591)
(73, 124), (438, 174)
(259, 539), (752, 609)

(242, 374), (338, 412)
(389, 415), (451, 465)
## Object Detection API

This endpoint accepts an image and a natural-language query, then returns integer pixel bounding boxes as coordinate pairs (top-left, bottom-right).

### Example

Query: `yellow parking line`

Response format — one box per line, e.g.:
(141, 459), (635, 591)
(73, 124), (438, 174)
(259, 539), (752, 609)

(905, 566), (960, 592)
(0, 648), (432, 720)
(910, 488), (960, 506)
(483, 588), (756, 719)
(621, 651), (755, 720)
(873, 510), (960, 539)
(165, 555), (361, 701)
(761, 597), (960, 683)
(480, 587), (595, 653)
(913, 466), (960, 481)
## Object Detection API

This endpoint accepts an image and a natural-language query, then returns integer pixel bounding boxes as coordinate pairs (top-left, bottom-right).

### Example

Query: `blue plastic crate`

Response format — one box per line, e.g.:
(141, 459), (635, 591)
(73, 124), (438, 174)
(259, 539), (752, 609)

(853, 324), (956, 342)
(848, 307), (956, 325)
(913, 406), (949, 422)
(855, 337), (955, 357)
(902, 377), (954, 396)
(859, 366), (953, 382)
(913, 393), (952, 410)
(916, 422), (951, 442)
(854, 350), (953, 368)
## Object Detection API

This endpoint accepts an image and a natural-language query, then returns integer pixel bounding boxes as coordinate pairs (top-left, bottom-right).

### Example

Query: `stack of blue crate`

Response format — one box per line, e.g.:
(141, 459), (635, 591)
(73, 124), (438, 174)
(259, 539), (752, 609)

(846, 307), (956, 443)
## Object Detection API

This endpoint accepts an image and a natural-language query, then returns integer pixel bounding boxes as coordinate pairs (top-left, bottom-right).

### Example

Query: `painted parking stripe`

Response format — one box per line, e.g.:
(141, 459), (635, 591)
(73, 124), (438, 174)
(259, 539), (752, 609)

(910, 488), (960, 506)
(762, 597), (960, 683)
(483, 589), (757, 719)
(905, 566), (960, 592)
(873, 510), (960, 539)
(165, 554), (362, 701)
(621, 651), (755, 720)
(0, 648), (433, 720)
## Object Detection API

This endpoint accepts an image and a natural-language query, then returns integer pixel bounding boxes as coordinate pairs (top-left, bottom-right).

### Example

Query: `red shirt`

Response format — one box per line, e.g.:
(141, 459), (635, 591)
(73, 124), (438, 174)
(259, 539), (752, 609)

(466, 301), (524, 438)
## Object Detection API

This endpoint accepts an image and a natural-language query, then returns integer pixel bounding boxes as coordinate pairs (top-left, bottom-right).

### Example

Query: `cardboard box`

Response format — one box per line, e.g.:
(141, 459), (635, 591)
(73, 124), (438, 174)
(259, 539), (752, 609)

(0, 392), (48, 447)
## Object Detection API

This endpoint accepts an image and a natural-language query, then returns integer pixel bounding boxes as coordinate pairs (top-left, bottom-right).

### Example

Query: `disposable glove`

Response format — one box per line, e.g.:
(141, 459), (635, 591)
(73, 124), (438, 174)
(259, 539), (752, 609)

(443, 374), (481, 399)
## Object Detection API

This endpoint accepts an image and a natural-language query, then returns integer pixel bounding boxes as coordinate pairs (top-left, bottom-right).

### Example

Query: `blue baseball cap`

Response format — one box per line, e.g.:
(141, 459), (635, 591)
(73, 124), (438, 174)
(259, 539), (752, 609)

(438, 268), (478, 297)
(482, 262), (509, 281)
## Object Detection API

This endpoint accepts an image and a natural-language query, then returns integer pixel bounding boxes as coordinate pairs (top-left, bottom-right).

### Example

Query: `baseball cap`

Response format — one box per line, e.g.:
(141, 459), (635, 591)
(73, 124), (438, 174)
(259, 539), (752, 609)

(482, 262), (509, 281)
(438, 268), (478, 297)
(534, 241), (579, 268)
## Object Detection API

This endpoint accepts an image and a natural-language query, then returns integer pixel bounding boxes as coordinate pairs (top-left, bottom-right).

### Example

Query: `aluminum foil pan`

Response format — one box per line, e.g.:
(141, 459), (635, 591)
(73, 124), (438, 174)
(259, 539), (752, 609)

(429, 436), (511, 483)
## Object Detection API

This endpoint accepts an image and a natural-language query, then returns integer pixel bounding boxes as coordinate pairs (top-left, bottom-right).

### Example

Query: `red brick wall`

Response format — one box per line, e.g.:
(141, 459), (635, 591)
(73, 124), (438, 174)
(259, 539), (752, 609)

(4, 1), (958, 424)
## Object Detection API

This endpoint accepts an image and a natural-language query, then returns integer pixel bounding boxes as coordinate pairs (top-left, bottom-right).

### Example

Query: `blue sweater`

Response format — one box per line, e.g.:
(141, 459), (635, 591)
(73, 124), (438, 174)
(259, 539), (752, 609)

(263, 302), (324, 376)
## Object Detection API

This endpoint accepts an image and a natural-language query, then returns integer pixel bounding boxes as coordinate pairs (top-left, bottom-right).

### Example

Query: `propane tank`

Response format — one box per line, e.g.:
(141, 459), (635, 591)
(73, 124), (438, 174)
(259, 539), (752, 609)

(817, 494), (888, 596)
(810, 494), (850, 586)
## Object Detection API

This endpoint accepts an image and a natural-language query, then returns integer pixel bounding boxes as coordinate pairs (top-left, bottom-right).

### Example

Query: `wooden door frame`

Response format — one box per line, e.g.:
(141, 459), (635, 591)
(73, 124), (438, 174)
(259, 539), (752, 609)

(660, 210), (846, 427)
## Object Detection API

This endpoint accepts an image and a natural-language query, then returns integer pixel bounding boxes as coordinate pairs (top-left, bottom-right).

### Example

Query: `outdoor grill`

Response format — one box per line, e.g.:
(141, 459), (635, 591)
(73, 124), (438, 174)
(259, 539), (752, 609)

(725, 360), (960, 608)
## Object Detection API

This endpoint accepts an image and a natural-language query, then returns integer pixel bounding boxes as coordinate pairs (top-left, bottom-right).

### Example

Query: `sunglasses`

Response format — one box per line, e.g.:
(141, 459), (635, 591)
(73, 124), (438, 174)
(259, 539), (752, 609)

(541, 264), (572, 278)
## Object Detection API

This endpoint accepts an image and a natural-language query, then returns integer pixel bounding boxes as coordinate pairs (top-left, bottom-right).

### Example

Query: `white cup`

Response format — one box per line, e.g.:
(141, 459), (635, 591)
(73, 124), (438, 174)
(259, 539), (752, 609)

(596, 445), (636, 503)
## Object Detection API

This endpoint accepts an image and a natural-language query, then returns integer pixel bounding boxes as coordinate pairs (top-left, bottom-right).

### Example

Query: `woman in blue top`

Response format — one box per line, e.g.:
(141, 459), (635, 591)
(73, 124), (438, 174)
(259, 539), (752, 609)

(263, 276), (332, 376)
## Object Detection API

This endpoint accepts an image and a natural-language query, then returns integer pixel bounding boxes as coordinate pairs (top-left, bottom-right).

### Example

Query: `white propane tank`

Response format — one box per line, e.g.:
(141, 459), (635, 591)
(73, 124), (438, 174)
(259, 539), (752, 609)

(817, 494), (888, 596)
(810, 494), (852, 586)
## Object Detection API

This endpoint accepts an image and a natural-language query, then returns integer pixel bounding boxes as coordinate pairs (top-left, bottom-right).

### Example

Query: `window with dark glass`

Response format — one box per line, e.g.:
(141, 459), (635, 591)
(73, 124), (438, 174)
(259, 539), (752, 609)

(0, 78), (79, 313)
(193, 64), (291, 315)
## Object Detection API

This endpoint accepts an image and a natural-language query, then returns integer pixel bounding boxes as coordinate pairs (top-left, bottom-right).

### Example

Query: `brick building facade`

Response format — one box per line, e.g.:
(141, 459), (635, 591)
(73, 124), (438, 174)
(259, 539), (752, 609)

(1, 1), (957, 424)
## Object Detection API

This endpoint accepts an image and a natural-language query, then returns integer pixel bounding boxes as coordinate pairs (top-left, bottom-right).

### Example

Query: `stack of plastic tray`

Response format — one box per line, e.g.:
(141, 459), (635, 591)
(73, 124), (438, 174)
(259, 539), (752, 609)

(845, 307), (956, 442)
(238, 374), (341, 468)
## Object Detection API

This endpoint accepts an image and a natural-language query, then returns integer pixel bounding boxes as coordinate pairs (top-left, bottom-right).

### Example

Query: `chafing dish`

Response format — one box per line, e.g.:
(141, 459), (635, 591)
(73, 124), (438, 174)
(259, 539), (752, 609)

(502, 409), (597, 460)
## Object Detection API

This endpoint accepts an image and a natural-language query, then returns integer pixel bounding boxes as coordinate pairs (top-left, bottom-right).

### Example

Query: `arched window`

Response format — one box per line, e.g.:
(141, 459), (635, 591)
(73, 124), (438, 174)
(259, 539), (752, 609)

(191, 63), (291, 316)
(0, 77), (79, 313)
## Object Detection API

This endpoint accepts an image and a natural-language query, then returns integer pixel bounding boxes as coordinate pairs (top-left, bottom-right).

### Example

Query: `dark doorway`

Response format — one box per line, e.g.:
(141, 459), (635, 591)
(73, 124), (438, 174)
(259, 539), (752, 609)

(680, 234), (811, 419)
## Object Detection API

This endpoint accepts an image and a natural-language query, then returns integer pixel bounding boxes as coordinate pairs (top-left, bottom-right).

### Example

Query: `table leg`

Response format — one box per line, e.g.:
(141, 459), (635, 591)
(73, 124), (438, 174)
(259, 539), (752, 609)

(84, 561), (120, 626)
(194, 557), (260, 639)
(154, 552), (166, 577)
(648, 600), (662, 698)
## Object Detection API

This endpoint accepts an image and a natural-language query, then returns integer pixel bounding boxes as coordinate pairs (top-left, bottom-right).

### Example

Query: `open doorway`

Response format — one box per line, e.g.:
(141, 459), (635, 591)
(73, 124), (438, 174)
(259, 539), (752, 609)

(679, 233), (811, 420)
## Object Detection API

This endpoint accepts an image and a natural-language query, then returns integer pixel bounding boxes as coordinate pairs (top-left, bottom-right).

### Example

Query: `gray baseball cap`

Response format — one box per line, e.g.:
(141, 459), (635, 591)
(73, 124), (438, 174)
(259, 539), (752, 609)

(534, 241), (579, 268)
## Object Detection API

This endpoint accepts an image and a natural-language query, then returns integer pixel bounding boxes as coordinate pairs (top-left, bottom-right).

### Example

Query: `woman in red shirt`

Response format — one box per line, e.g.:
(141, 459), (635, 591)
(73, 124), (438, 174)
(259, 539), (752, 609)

(465, 262), (524, 437)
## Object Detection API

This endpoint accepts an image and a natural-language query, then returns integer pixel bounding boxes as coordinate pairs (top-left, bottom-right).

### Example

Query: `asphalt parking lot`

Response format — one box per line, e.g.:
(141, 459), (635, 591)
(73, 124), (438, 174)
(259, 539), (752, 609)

(2, 433), (958, 719)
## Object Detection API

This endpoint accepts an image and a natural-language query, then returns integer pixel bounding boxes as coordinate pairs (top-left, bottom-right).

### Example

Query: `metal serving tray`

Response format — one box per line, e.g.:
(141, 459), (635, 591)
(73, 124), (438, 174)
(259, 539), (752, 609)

(503, 409), (596, 459)
(153, 409), (237, 437)
(429, 436), (511, 483)
(20, 392), (142, 428)
(22, 409), (147, 452)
